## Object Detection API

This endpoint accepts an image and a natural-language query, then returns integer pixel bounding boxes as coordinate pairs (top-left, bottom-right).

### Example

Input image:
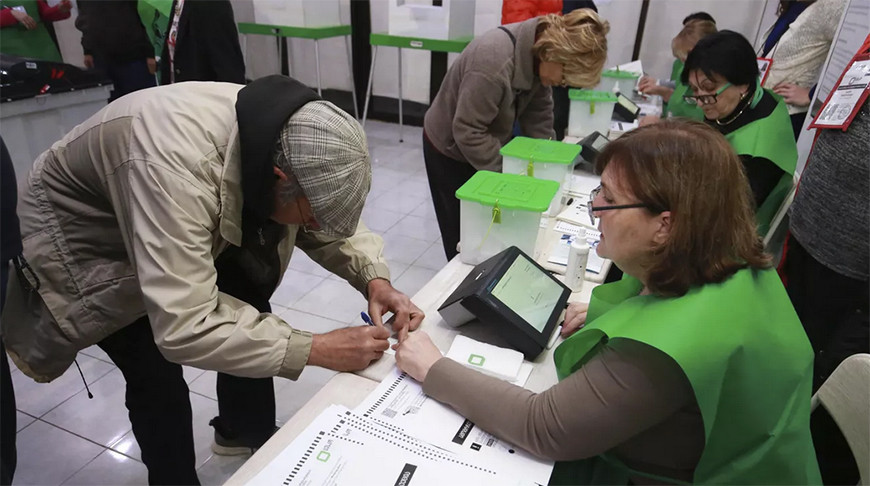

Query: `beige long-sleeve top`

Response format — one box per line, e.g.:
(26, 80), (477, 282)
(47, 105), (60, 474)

(423, 338), (705, 484)
(763, 0), (846, 114)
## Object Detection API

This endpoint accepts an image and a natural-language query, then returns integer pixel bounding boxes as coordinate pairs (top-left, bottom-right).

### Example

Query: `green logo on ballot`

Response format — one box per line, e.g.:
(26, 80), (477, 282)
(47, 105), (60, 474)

(317, 451), (331, 462)
(468, 354), (486, 366)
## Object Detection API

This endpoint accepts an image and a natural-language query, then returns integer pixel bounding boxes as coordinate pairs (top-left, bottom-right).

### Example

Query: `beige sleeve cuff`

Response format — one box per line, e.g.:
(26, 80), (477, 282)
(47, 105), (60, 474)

(357, 262), (392, 296)
(277, 328), (314, 380)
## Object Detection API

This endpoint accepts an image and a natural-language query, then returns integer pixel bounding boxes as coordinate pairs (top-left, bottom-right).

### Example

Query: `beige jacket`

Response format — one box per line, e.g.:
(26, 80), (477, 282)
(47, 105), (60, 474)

(2, 82), (390, 383)
(424, 18), (556, 171)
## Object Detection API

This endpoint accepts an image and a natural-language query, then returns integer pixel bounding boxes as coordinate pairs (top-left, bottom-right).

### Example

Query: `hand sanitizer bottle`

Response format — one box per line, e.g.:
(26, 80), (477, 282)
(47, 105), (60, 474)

(564, 239), (590, 292)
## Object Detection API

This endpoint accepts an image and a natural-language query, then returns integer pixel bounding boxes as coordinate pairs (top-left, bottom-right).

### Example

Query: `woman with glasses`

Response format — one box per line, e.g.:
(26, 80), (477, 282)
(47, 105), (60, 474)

(395, 120), (820, 485)
(681, 30), (797, 235)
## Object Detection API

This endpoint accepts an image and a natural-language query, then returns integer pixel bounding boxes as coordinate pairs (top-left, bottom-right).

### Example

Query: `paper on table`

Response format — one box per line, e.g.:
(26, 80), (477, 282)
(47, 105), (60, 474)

(567, 172), (601, 198)
(248, 404), (505, 486)
(547, 235), (604, 274)
(355, 368), (554, 485)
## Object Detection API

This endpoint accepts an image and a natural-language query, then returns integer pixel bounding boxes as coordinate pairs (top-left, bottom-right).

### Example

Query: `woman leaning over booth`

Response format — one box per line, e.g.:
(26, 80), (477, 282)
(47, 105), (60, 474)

(423, 9), (608, 260)
(396, 120), (820, 485)
(681, 30), (797, 236)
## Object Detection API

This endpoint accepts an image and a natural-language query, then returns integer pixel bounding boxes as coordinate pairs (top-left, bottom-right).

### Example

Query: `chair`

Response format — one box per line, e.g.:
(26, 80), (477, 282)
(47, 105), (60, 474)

(811, 354), (870, 485)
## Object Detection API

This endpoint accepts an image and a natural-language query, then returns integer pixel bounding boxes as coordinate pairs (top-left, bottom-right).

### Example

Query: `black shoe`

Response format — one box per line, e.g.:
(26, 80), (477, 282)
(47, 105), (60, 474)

(208, 417), (278, 456)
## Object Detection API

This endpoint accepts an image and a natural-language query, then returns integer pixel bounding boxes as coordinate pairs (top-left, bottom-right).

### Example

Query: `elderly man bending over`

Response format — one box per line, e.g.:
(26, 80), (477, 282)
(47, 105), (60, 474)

(2, 75), (423, 485)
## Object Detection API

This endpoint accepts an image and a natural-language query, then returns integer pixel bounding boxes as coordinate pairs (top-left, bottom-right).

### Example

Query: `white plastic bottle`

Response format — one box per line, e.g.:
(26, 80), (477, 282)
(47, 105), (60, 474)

(564, 239), (590, 292)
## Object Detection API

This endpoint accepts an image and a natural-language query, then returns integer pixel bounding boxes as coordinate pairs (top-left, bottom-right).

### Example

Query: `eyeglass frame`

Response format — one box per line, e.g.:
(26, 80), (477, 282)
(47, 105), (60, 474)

(586, 186), (655, 225)
(683, 82), (732, 106)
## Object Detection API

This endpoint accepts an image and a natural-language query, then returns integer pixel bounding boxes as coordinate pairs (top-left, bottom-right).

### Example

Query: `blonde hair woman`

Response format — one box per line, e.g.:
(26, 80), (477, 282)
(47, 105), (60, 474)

(424, 9), (608, 260)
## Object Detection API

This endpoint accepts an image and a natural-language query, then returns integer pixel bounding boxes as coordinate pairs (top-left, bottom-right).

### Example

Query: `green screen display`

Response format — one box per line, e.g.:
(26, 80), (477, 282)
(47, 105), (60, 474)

(490, 255), (562, 332)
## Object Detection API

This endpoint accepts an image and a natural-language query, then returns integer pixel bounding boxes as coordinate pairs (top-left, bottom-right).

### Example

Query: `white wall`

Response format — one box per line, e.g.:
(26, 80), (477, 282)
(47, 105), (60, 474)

(48, 0), (786, 104)
(636, 0), (779, 81)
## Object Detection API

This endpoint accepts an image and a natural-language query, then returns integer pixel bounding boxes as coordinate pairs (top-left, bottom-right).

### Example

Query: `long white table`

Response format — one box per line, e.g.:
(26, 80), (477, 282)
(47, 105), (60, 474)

(225, 254), (601, 485)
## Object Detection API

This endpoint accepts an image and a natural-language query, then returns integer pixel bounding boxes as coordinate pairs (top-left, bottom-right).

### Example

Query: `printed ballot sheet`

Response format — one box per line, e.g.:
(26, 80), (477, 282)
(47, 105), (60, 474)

(247, 405), (506, 486)
(353, 368), (554, 485)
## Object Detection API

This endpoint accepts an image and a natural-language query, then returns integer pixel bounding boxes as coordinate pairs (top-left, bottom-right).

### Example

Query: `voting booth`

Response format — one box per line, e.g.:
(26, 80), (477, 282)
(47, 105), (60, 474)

(387, 0), (476, 40)
(438, 246), (571, 359)
(252, 0), (344, 27)
(500, 137), (581, 216)
(456, 171), (559, 265)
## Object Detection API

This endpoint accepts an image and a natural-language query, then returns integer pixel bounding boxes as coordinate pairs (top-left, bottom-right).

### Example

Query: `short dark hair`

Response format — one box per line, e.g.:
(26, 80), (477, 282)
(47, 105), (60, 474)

(680, 30), (759, 86)
(683, 11), (715, 24)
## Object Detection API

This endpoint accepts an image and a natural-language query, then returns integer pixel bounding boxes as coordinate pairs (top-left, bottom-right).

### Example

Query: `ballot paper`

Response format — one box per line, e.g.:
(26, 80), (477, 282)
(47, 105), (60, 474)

(354, 368), (554, 485)
(247, 404), (506, 485)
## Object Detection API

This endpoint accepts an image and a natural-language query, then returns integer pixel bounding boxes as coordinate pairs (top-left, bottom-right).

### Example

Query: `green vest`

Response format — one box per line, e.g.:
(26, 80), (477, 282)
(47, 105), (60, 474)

(551, 269), (821, 485)
(724, 90), (797, 235)
(0, 0), (62, 62)
(664, 60), (705, 121)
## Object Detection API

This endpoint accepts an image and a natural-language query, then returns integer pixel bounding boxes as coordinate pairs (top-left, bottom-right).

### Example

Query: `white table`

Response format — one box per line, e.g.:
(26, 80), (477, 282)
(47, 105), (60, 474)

(225, 255), (601, 484)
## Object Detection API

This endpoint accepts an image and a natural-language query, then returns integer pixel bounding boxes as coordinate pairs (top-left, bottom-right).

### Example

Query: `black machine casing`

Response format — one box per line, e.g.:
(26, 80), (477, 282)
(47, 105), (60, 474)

(1, 54), (111, 102)
(612, 92), (641, 123)
(437, 246), (571, 360)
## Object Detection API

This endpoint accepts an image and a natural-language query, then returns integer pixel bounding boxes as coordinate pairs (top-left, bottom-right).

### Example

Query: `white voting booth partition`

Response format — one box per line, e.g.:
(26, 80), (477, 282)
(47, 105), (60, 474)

(387, 0), (476, 40)
(250, 0), (343, 27)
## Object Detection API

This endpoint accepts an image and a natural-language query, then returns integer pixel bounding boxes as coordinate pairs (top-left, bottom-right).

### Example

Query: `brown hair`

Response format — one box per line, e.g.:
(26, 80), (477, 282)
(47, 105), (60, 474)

(671, 19), (718, 60)
(595, 119), (771, 297)
(534, 9), (609, 88)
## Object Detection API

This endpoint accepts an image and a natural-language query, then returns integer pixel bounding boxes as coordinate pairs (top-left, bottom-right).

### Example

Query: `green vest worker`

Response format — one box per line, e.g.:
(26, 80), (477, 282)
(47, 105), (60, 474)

(0, 0), (70, 62)
(393, 119), (820, 485)
(682, 30), (797, 236)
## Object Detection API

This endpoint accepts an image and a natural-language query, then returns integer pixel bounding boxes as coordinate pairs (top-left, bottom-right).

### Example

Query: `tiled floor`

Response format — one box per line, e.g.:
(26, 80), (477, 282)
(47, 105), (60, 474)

(8, 120), (446, 485)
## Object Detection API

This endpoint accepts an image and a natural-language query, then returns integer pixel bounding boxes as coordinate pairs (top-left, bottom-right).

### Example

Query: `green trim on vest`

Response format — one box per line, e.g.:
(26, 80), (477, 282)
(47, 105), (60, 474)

(664, 62), (705, 120)
(724, 90), (797, 234)
(0, 0), (62, 62)
(552, 269), (821, 484)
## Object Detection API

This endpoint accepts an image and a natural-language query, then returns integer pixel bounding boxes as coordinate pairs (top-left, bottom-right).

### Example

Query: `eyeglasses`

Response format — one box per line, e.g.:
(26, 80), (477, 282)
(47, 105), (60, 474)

(683, 82), (732, 106)
(587, 186), (653, 225)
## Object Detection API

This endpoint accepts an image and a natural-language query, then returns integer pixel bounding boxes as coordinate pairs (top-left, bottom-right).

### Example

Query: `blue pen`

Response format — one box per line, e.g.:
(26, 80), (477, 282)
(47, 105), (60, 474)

(360, 311), (375, 326)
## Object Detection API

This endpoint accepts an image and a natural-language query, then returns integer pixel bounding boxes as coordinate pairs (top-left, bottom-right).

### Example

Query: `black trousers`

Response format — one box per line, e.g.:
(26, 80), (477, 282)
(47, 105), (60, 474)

(783, 236), (869, 392)
(97, 317), (276, 485)
(1, 262), (16, 486)
(423, 133), (477, 261)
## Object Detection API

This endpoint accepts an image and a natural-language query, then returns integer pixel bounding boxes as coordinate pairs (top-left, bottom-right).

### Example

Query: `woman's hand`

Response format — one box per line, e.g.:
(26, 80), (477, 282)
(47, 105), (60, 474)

(772, 83), (811, 107)
(394, 331), (443, 382)
(11, 9), (36, 30)
(562, 302), (589, 337)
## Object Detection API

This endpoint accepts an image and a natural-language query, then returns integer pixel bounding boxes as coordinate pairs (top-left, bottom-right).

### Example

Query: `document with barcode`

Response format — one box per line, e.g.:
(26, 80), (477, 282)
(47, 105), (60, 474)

(352, 368), (554, 485)
(246, 405), (503, 485)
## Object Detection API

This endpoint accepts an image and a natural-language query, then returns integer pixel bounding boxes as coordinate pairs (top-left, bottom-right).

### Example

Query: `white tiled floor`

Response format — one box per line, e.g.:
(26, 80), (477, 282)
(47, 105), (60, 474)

(8, 120), (442, 485)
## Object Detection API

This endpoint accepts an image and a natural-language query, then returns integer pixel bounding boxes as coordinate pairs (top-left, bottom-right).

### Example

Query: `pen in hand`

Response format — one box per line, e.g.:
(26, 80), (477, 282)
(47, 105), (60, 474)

(360, 311), (376, 327)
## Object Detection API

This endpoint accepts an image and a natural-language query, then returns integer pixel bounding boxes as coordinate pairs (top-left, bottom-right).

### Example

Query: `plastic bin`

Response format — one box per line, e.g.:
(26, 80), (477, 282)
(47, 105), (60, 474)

(596, 69), (640, 94)
(567, 89), (617, 139)
(252, 0), (343, 27)
(388, 0), (475, 40)
(456, 171), (559, 265)
(500, 136), (581, 216)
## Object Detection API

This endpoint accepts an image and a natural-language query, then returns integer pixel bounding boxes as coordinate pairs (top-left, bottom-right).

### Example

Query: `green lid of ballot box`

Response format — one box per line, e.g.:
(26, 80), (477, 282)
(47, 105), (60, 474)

(455, 170), (559, 211)
(499, 136), (581, 166)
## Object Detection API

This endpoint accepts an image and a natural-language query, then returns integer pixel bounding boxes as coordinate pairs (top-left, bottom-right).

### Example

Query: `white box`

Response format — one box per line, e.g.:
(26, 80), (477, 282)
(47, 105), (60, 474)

(596, 69), (640, 95)
(253, 0), (343, 27)
(1, 85), (112, 184)
(456, 171), (558, 265)
(500, 137), (580, 217)
(388, 0), (475, 40)
(567, 89), (617, 139)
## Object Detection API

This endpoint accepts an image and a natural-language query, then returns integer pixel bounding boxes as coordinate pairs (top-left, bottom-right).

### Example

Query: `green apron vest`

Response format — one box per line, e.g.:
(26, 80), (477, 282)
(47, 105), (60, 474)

(664, 61), (705, 121)
(724, 90), (797, 235)
(138, 0), (171, 66)
(550, 269), (821, 485)
(0, 0), (62, 62)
